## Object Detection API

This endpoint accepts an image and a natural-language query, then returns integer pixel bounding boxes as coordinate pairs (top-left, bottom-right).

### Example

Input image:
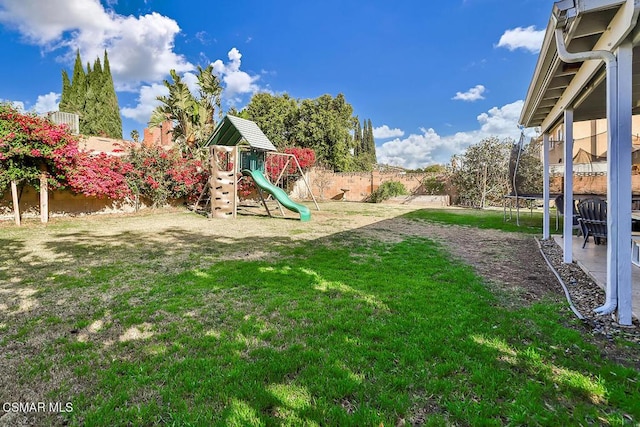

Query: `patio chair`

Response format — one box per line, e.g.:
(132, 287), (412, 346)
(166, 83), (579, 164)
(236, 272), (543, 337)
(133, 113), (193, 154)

(577, 198), (607, 248)
(554, 194), (583, 236)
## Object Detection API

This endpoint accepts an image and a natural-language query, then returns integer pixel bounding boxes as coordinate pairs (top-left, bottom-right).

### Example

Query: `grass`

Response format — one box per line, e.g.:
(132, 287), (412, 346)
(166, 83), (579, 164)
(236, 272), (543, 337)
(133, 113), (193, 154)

(403, 207), (545, 234)
(0, 204), (638, 426)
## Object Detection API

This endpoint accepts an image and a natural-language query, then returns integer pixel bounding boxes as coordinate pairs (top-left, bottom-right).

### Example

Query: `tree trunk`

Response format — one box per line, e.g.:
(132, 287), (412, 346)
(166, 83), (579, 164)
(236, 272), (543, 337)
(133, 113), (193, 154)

(11, 180), (21, 226)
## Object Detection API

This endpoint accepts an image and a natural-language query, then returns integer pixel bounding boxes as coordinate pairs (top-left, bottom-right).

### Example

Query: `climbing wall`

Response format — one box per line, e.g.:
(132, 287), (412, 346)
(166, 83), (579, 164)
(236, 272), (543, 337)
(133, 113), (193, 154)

(210, 145), (237, 219)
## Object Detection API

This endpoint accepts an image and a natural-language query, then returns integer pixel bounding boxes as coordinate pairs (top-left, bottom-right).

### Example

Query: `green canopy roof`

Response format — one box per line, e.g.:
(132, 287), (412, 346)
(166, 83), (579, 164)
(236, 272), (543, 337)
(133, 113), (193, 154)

(205, 115), (277, 151)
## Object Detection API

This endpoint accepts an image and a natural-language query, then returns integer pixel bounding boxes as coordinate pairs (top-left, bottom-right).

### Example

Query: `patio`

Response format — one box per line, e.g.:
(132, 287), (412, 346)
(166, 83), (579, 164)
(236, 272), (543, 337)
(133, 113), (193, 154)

(552, 234), (640, 320)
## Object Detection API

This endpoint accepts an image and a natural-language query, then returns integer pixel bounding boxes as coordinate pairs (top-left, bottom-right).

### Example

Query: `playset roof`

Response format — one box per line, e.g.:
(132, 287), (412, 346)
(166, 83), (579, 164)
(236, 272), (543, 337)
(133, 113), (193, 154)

(205, 115), (277, 152)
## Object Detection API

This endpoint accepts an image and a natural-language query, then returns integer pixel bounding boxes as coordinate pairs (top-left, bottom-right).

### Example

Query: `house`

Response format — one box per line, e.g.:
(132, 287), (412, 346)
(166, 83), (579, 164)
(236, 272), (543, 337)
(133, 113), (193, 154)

(520, 0), (640, 326)
(546, 116), (640, 165)
(142, 120), (174, 148)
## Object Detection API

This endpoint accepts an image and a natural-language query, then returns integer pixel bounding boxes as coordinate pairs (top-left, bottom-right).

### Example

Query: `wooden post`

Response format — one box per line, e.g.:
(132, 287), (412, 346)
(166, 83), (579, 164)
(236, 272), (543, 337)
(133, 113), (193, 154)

(10, 180), (21, 226)
(40, 171), (49, 223)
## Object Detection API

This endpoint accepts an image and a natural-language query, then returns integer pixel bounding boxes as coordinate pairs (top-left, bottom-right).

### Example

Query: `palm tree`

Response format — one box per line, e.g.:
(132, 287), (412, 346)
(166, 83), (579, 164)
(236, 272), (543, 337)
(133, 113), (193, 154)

(150, 65), (222, 157)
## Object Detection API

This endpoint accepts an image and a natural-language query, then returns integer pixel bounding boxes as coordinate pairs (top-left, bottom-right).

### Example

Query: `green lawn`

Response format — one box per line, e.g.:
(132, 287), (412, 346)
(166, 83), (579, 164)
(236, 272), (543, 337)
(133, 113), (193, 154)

(0, 204), (637, 426)
(404, 207), (545, 234)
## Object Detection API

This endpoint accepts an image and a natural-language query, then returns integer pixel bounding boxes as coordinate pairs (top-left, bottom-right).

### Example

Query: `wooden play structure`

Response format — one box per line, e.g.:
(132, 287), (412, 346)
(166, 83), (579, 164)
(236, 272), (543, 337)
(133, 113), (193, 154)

(194, 115), (318, 221)
(208, 144), (238, 219)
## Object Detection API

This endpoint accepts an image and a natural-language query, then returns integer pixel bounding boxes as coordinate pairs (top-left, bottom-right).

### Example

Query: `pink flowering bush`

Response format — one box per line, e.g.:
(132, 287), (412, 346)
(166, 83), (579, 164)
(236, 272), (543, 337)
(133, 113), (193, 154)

(1, 105), (207, 207)
(66, 152), (133, 199)
(0, 104), (79, 192)
(265, 147), (315, 181)
(124, 144), (207, 207)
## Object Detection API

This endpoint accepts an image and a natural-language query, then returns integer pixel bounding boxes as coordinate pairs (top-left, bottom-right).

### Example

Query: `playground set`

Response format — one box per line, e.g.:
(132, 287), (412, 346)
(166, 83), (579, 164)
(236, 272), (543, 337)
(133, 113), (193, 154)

(195, 115), (318, 221)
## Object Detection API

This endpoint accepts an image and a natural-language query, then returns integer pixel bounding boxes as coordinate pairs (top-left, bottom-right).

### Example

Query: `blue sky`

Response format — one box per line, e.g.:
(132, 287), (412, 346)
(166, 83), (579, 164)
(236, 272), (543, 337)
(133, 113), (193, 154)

(0, 0), (550, 168)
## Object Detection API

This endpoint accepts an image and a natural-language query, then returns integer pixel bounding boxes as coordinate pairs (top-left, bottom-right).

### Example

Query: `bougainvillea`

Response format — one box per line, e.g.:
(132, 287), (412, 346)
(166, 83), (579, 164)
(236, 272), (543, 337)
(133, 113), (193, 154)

(0, 105), (206, 206)
(265, 147), (315, 182)
(124, 144), (207, 207)
(65, 152), (133, 199)
(0, 104), (80, 192)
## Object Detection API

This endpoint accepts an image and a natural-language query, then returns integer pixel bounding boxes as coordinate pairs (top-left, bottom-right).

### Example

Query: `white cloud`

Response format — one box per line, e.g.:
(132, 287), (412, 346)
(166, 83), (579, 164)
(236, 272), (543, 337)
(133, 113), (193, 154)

(212, 47), (261, 103)
(0, 99), (25, 111)
(376, 100), (536, 169)
(452, 85), (486, 102)
(121, 83), (168, 124)
(0, 1), (270, 128)
(122, 48), (265, 125)
(496, 26), (545, 53)
(0, 0), (193, 91)
(33, 92), (60, 114)
(181, 72), (200, 95)
(373, 125), (404, 139)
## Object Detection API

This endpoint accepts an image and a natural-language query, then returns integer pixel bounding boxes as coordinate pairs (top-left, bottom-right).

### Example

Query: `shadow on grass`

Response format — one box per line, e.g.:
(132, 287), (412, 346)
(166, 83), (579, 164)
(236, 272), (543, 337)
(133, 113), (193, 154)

(0, 209), (638, 426)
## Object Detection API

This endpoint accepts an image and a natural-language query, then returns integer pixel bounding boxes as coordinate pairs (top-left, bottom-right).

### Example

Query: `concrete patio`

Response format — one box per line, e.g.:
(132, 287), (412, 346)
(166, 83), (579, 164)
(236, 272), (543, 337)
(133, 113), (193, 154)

(552, 235), (640, 321)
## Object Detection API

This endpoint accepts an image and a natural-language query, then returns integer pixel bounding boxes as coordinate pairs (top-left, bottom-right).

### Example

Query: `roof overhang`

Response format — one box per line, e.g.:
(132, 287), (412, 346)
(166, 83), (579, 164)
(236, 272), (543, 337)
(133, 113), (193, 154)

(519, 0), (640, 133)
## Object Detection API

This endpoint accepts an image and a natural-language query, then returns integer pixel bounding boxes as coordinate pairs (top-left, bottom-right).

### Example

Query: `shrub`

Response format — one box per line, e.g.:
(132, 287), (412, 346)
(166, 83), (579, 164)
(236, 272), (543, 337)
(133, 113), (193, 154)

(369, 180), (407, 203)
(66, 152), (133, 199)
(0, 103), (80, 192)
(124, 145), (207, 208)
(265, 147), (316, 182)
(422, 174), (447, 195)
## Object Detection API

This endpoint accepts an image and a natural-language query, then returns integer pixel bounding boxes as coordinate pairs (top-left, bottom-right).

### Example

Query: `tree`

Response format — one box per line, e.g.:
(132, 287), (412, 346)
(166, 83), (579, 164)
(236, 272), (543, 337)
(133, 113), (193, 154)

(352, 118), (377, 171)
(82, 59), (100, 136)
(365, 119), (376, 156)
(293, 94), (354, 171)
(59, 50), (122, 138)
(150, 65), (222, 157)
(448, 137), (512, 208)
(59, 51), (85, 117)
(130, 130), (139, 142)
(353, 118), (363, 156)
(100, 51), (123, 138)
(512, 137), (543, 195)
(242, 92), (375, 172)
(244, 93), (298, 150)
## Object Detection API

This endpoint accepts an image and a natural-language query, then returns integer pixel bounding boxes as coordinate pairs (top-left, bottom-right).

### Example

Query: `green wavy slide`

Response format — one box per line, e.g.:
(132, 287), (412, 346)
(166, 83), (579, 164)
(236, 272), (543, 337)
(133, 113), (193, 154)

(242, 169), (311, 221)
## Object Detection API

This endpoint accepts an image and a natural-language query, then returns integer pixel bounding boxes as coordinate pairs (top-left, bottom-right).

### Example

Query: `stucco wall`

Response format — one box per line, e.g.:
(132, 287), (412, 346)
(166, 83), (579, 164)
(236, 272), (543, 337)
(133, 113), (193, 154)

(1, 167), (448, 221)
(305, 168), (438, 202)
(0, 185), (138, 219)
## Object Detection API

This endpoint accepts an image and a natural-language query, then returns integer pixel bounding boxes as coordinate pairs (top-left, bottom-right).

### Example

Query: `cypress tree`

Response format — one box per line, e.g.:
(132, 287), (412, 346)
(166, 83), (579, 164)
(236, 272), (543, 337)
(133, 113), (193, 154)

(366, 119), (376, 156)
(60, 71), (72, 109)
(354, 119), (362, 156)
(59, 50), (122, 138)
(360, 119), (369, 155)
(59, 50), (86, 116)
(102, 51), (123, 138)
(79, 61), (94, 135)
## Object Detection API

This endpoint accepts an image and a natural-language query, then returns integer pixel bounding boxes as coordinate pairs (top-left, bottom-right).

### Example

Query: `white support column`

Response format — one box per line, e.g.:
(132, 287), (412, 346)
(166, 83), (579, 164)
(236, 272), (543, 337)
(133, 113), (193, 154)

(543, 133), (551, 240)
(598, 43), (622, 316)
(563, 110), (574, 264)
(614, 41), (633, 326)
